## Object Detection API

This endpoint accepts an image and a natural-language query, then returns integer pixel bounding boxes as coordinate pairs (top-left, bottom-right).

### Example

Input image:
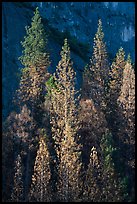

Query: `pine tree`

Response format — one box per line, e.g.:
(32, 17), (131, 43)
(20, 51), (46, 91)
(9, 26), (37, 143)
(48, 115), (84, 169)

(108, 47), (125, 102)
(11, 154), (24, 202)
(83, 146), (102, 202)
(16, 7), (50, 123)
(49, 81), (64, 159)
(29, 137), (51, 202)
(50, 39), (82, 201)
(117, 54), (135, 201)
(118, 54), (135, 143)
(106, 47), (126, 138)
(85, 19), (109, 111)
(105, 48), (126, 179)
(19, 7), (49, 68)
(100, 130), (124, 202)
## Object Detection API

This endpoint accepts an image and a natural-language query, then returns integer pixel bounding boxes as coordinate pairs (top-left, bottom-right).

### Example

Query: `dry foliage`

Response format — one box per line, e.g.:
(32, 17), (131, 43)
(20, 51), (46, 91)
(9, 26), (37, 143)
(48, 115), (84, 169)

(11, 154), (24, 202)
(29, 137), (52, 202)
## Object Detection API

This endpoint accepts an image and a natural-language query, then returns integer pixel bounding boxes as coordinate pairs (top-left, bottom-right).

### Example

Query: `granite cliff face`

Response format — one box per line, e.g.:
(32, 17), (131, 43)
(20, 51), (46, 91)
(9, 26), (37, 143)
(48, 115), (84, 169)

(2, 2), (135, 121)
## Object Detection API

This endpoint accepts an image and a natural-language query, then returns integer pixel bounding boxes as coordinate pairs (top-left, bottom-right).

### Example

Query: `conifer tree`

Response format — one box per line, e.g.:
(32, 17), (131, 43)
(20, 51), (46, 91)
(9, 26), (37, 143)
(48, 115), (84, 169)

(19, 7), (49, 68)
(29, 137), (52, 202)
(118, 54), (135, 141)
(100, 130), (124, 202)
(108, 47), (125, 102)
(50, 39), (82, 201)
(11, 154), (24, 202)
(117, 54), (135, 200)
(85, 19), (109, 111)
(17, 7), (50, 123)
(50, 38), (81, 155)
(106, 47), (126, 137)
(83, 146), (102, 202)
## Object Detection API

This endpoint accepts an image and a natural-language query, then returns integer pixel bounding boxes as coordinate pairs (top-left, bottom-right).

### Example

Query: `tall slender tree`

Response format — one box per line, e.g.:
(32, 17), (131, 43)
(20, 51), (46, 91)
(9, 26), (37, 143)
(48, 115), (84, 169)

(29, 137), (52, 202)
(118, 54), (135, 144)
(117, 54), (135, 201)
(108, 47), (125, 103)
(106, 47), (126, 140)
(16, 7), (50, 123)
(83, 146), (102, 202)
(100, 130), (124, 202)
(11, 154), (24, 202)
(83, 19), (109, 111)
(50, 39), (82, 201)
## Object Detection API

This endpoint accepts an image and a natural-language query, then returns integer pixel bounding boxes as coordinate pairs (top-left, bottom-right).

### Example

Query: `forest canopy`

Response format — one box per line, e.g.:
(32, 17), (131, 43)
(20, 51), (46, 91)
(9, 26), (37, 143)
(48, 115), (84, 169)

(2, 7), (135, 202)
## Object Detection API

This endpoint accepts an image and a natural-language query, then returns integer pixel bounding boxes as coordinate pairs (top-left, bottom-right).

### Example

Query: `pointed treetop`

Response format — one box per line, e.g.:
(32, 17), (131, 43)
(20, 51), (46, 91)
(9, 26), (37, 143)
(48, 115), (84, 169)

(98, 19), (102, 27)
(95, 19), (104, 40)
(127, 53), (132, 64)
(19, 5), (49, 68)
(115, 47), (125, 62)
(119, 47), (124, 52)
(34, 7), (40, 17)
(63, 38), (70, 52)
(36, 7), (39, 13)
(64, 38), (68, 46)
(61, 38), (71, 61)
(31, 6), (42, 26)
(117, 47), (125, 56)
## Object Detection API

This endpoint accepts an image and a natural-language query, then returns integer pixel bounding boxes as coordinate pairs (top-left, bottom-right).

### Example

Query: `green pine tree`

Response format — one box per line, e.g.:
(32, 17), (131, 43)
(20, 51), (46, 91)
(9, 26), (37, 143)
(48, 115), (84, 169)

(100, 130), (125, 202)
(16, 7), (50, 124)
(19, 7), (50, 68)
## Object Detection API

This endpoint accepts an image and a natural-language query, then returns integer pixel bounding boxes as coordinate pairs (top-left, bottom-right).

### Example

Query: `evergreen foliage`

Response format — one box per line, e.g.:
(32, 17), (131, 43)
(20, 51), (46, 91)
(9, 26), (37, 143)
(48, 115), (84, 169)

(106, 47), (126, 153)
(29, 137), (52, 202)
(108, 47), (125, 101)
(16, 7), (50, 125)
(83, 19), (109, 112)
(19, 7), (49, 68)
(2, 13), (135, 202)
(83, 146), (102, 202)
(50, 39), (82, 201)
(117, 55), (135, 200)
(100, 130), (125, 202)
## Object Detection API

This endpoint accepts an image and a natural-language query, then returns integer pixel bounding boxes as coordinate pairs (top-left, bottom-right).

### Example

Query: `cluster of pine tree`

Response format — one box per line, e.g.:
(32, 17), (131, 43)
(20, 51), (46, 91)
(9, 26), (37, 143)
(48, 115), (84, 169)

(2, 8), (135, 202)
